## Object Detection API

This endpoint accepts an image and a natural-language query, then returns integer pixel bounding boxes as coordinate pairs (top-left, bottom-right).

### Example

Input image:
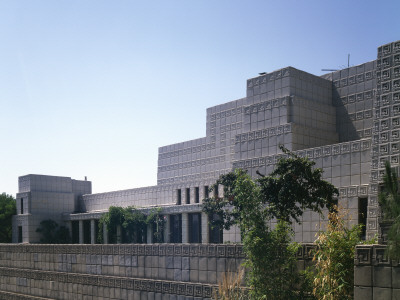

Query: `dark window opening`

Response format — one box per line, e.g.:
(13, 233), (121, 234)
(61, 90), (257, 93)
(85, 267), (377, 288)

(94, 220), (99, 244)
(177, 189), (181, 205)
(195, 187), (200, 203)
(189, 213), (202, 243)
(72, 221), (79, 244)
(18, 226), (22, 243)
(170, 214), (182, 243)
(186, 188), (190, 204)
(20, 198), (23, 214)
(359, 197), (368, 240)
(204, 186), (209, 198)
(209, 214), (223, 244)
(214, 184), (219, 198)
(83, 220), (91, 244)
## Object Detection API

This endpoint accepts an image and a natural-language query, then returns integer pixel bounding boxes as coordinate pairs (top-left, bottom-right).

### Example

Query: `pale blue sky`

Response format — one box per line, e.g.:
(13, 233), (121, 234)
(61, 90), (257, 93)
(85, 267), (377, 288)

(1, 0), (399, 196)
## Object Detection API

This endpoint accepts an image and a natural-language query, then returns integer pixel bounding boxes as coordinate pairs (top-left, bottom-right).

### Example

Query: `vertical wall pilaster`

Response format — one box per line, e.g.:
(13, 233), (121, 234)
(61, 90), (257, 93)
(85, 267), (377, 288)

(78, 220), (83, 244)
(147, 225), (152, 244)
(182, 213), (189, 243)
(368, 40), (400, 240)
(103, 222), (108, 244)
(90, 220), (95, 244)
(201, 213), (209, 244)
(164, 215), (170, 243)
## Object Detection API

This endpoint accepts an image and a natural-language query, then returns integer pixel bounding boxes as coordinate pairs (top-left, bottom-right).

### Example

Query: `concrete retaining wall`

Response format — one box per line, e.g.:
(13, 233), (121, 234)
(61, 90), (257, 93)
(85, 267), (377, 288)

(0, 244), (246, 300)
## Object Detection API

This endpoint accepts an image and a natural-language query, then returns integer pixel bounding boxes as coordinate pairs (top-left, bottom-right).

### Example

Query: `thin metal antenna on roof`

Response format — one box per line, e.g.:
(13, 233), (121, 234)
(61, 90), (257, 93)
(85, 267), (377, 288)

(321, 54), (351, 72)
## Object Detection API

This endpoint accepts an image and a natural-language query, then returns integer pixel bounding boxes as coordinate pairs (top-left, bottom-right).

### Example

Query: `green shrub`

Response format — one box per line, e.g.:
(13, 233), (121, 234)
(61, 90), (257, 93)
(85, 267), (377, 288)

(310, 207), (362, 300)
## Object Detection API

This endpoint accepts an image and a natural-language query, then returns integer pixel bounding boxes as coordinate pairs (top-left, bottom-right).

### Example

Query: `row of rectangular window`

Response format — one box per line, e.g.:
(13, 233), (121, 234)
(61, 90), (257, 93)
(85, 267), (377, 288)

(176, 185), (218, 205)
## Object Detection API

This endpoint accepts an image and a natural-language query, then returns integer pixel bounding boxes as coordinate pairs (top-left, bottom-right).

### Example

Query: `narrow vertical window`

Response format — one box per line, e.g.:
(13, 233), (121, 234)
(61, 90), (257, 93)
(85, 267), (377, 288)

(195, 187), (199, 203)
(204, 186), (209, 198)
(189, 213), (202, 243)
(186, 188), (190, 204)
(18, 226), (23, 243)
(20, 198), (24, 214)
(177, 189), (182, 205)
(214, 184), (219, 198)
(358, 197), (368, 240)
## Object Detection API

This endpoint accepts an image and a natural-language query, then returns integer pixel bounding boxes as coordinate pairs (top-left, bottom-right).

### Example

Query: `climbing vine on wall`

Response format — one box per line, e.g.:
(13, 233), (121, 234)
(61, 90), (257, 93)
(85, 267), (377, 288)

(97, 206), (165, 244)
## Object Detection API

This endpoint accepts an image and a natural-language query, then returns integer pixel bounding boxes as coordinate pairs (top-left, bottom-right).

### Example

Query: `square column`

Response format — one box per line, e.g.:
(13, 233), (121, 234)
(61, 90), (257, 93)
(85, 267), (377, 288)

(182, 213), (189, 243)
(90, 220), (95, 244)
(78, 220), (84, 244)
(201, 213), (209, 244)
(147, 225), (152, 244)
(164, 215), (170, 243)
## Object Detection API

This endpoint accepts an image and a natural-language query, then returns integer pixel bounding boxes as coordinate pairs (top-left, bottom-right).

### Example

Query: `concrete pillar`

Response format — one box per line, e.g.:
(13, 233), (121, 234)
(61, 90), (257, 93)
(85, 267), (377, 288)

(182, 213), (189, 243)
(90, 220), (95, 244)
(103, 222), (108, 244)
(164, 215), (170, 243)
(147, 225), (152, 244)
(78, 220), (84, 244)
(201, 213), (209, 244)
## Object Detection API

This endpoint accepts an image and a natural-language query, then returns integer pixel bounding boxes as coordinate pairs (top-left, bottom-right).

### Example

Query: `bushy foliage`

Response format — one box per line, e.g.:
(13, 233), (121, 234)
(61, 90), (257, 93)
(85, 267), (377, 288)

(213, 268), (249, 300)
(379, 161), (400, 259)
(203, 147), (338, 299)
(310, 207), (363, 300)
(36, 219), (71, 244)
(98, 206), (165, 243)
(0, 193), (16, 243)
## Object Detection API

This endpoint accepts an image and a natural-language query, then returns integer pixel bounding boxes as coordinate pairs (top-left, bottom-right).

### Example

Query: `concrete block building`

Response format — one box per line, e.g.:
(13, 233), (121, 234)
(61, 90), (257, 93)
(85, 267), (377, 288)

(13, 39), (400, 245)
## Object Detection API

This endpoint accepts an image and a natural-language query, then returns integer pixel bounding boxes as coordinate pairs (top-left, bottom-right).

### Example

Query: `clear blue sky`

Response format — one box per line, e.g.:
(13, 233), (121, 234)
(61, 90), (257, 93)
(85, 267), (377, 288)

(1, 0), (399, 197)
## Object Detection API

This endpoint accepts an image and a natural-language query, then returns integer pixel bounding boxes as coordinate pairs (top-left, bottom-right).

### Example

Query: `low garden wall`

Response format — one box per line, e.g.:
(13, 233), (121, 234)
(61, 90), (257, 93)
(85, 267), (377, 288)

(0, 243), (246, 300)
(0, 243), (315, 300)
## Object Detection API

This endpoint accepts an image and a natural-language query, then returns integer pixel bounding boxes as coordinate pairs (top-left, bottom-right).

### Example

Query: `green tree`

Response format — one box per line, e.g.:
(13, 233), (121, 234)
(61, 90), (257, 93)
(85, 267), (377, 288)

(98, 206), (165, 244)
(203, 147), (338, 299)
(36, 219), (71, 244)
(0, 193), (16, 243)
(379, 161), (400, 259)
(310, 207), (367, 300)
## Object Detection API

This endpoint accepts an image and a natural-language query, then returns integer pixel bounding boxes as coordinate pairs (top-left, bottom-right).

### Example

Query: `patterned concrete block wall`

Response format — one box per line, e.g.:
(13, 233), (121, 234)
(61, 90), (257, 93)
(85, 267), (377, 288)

(354, 244), (400, 299)
(0, 244), (245, 300)
(233, 138), (371, 242)
(367, 40), (400, 241)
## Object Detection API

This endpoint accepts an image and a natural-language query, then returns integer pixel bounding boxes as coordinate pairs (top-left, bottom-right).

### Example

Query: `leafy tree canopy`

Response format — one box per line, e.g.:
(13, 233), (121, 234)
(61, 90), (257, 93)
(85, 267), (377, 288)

(379, 161), (400, 259)
(203, 146), (338, 299)
(98, 206), (165, 244)
(0, 193), (16, 243)
(36, 219), (71, 244)
(203, 146), (339, 230)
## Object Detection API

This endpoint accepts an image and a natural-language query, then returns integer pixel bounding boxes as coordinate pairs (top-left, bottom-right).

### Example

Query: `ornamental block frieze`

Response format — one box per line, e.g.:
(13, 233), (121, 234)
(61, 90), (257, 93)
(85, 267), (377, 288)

(373, 246), (390, 266)
(354, 246), (372, 265)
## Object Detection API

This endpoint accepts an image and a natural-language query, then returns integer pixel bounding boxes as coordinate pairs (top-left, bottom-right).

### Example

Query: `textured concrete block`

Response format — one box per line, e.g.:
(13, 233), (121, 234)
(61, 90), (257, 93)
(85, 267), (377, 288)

(354, 266), (372, 286)
(373, 287), (392, 299)
(173, 257), (182, 269)
(374, 266), (392, 288)
(393, 267), (400, 288)
(392, 289), (400, 300)
(173, 269), (182, 281)
(199, 258), (208, 271)
(166, 256), (173, 269)
(182, 257), (189, 270)
(189, 257), (199, 270)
